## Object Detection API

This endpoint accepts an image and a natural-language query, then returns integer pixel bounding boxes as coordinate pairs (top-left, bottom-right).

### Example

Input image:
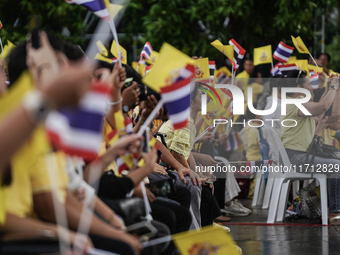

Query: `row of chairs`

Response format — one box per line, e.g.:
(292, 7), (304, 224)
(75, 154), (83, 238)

(225, 126), (329, 225)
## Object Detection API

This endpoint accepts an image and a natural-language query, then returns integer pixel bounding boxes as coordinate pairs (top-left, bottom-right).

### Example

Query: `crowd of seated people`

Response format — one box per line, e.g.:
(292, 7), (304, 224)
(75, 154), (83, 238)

(1, 27), (340, 255)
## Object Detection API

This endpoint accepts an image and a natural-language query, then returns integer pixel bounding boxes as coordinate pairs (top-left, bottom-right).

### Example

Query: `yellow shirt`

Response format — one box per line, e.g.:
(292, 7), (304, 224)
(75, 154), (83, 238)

(235, 70), (250, 91)
(157, 117), (196, 160)
(244, 126), (261, 161)
(6, 151), (69, 218)
(281, 97), (315, 152)
(245, 82), (263, 103)
(319, 126), (331, 145)
(0, 179), (7, 224)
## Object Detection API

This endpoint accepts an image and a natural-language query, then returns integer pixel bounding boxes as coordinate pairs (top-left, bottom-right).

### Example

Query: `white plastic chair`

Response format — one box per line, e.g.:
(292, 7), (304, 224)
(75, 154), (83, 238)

(266, 128), (328, 225)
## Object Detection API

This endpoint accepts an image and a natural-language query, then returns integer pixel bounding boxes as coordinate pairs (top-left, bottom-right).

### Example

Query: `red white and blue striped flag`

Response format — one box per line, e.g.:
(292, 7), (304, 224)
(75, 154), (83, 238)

(46, 83), (109, 161)
(278, 63), (297, 76)
(273, 41), (294, 63)
(228, 39), (246, 70)
(225, 132), (241, 151)
(160, 64), (195, 130)
(209, 61), (216, 82)
(310, 73), (319, 89)
(140, 42), (152, 61)
(65, 0), (110, 20)
(270, 62), (282, 76)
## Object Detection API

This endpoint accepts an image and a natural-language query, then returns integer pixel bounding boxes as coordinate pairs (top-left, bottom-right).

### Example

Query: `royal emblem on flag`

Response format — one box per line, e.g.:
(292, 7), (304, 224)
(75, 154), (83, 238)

(260, 51), (268, 61)
(188, 242), (221, 255)
(195, 64), (204, 78)
(206, 110), (218, 120)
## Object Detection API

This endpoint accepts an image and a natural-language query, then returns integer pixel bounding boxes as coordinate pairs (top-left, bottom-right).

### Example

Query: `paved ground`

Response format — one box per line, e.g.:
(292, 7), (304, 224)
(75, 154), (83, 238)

(220, 199), (340, 255)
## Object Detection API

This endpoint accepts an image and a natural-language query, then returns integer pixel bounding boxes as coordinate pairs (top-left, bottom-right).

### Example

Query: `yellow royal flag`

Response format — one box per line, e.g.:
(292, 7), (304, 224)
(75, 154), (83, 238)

(94, 53), (112, 64)
(110, 40), (127, 64)
(142, 42), (195, 93)
(146, 50), (159, 64)
(201, 88), (232, 126)
(309, 64), (323, 74)
(216, 66), (232, 78)
(211, 40), (234, 62)
(253, 45), (272, 66)
(132, 61), (146, 77)
(287, 56), (297, 62)
(291, 36), (310, 54)
(1, 40), (16, 59)
(194, 58), (210, 79)
(103, 0), (123, 19)
(289, 59), (309, 77)
(96, 40), (109, 57)
(173, 225), (241, 255)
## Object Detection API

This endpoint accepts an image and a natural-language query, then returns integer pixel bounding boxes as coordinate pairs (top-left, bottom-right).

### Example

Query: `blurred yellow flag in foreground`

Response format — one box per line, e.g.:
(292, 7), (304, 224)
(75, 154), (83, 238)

(173, 225), (241, 255)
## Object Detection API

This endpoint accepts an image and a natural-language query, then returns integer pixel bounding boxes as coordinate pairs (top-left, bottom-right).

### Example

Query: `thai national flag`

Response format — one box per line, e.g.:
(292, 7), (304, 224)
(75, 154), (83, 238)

(278, 64), (297, 76)
(160, 64), (195, 129)
(273, 41), (294, 63)
(225, 132), (241, 151)
(140, 42), (153, 61)
(228, 38), (246, 70)
(115, 117), (136, 174)
(270, 62), (282, 76)
(145, 64), (153, 75)
(65, 0), (110, 20)
(46, 82), (110, 161)
(209, 61), (216, 81)
(310, 73), (319, 89)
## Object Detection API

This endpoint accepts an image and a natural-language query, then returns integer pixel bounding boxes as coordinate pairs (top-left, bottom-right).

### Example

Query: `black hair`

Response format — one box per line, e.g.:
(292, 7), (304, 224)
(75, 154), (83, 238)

(63, 43), (84, 62)
(7, 34), (64, 86)
(284, 70), (308, 96)
(318, 53), (331, 63)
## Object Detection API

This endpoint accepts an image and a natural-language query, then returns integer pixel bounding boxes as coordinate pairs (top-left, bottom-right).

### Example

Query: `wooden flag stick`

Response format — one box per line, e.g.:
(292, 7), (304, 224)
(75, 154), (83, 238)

(309, 53), (322, 73)
(109, 19), (122, 67)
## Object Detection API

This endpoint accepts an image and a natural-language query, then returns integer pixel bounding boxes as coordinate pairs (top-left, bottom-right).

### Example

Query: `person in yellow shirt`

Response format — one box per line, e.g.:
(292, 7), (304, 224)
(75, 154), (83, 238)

(235, 59), (254, 91)
(318, 53), (334, 76)
(281, 70), (340, 225)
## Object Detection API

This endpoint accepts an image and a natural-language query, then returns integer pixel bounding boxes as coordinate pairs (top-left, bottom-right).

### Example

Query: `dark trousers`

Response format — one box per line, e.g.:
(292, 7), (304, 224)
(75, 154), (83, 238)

(200, 186), (221, 227)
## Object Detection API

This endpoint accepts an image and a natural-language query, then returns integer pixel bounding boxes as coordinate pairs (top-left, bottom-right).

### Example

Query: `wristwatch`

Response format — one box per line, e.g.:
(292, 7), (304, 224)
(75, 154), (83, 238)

(23, 90), (53, 124)
(122, 104), (130, 114)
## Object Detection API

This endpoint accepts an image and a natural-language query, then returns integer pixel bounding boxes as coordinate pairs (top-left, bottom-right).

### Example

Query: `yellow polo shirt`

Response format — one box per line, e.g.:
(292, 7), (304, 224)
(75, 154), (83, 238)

(281, 97), (315, 152)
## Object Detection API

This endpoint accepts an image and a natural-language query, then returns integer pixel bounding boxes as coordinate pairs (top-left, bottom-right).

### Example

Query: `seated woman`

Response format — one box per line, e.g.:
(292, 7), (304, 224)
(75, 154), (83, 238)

(280, 70), (340, 225)
(157, 86), (229, 227)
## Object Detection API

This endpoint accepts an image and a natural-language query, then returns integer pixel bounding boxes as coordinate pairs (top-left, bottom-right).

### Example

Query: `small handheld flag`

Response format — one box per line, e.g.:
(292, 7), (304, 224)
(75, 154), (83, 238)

(211, 40), (234, 64)
(160, 64), (195, 130)
(110, 40), (127, 64)
(46, 82), (110, 161)
(310, 73), (319, 89)
(253, 45), (273, 66)
(142, 42), (195, 93)
(278, 63), (297, 75)
(0, 20), (3, 30)
(209, 61), (216, 82)
(65, 0), (110, 20)
(291, 36), (310, 54)
(273, 41), (294, 63)
(229, 39), (246, 70)
(270, 62), (282, 76)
